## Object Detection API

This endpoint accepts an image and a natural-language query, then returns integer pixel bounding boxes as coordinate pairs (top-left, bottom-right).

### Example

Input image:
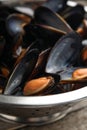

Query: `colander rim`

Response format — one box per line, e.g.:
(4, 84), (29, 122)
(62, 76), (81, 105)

(0, 86), (87, 106)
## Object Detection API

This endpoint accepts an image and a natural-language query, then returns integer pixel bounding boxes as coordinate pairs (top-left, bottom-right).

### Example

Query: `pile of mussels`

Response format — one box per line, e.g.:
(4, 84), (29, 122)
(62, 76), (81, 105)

(0, 0), (87, 96)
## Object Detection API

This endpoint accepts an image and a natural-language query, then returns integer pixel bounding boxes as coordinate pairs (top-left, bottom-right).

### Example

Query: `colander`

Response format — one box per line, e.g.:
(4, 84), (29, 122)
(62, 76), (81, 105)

(0, 86), (87, 125)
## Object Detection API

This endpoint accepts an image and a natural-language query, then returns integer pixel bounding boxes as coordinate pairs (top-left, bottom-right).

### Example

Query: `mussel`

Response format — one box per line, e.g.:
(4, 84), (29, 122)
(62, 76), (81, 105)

(29, 48), (51, 79)
(60, 5), (85, 30)
(34, 6), (73, 34)
(72, 68), (87, 80)
(45, 31), (82, 74)
(6, 13), (31, 36)
(43, 0), (68, 12)
(77, 19), (87, 39)
(3, 49), (39, 95)
(23, 76), (54, 96)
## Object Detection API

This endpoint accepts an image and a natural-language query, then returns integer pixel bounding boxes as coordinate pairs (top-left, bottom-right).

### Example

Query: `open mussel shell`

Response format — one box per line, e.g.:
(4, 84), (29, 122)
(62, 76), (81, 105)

(23, 76), (55, 96)
(14, 39), (45, 67)
(45, 31), (82, 74)
(58, 67), (87, 84)
(43, 0), (68, 12)
(11, 33), (23, 58)
(3, 49), (39, 95)
(29, 24), (66, 47)
(61, 5), (85, 30)
(34, 6), (73, 34)
(30, 48), (51, 79)
(6, 13), (31, 36)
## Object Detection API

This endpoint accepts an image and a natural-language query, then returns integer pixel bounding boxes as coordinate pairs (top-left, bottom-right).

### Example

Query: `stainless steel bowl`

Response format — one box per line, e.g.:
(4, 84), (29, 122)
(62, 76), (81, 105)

(0, 87), (87, 125)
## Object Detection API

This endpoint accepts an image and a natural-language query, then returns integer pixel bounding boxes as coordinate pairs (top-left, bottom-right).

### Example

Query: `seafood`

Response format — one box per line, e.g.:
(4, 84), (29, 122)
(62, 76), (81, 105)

(34, 6), (73, 34)
(45, 31), (82, 74)
(4, 49), (39, 95)
(6, 13), (31, 36)
(61, 5), (85, 30)
(72, 68), (87, 80)
(29, 48), (51, 79)
(23, 76), (54, 96)
(77, 19), (87, 39)
(0, 2), (86, 96)
(43, 0), (68, 12)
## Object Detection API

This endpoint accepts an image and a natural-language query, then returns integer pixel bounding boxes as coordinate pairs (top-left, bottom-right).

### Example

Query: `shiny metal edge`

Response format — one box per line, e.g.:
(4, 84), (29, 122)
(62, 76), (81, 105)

(0, 86), (87, 106)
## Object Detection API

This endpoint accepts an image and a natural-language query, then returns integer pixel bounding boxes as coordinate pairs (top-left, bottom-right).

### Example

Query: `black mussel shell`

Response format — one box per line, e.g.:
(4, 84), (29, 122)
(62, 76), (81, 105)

(29, 24), (65, 47)
(61, 5), (85, 30)
(43, 0), (68, 12)
(6, 13), (31, 36)
(45, 31), (82, 74)
(30, 48), (51, 79)
(11, 33), (23, 58)
(34, 6), (73, 34)
(14, 39), (44, 66)
(4, 49), (39, 95)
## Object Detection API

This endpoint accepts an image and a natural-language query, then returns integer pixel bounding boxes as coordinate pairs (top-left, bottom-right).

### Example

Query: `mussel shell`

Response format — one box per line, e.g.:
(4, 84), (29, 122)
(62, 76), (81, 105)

(30, 48), (51, 79)
(34, 6), (73, 34)
(14, 39), (45, 67)
(61, 5), (85, 30)
(43, 0), (68, 12)
(45, 31), (82, 74)
(6, 13), (31, 36)
(11, 33), (23, 58)
(29, 24), (65, 47)
(4, 49), (39, 95)
(59, 67), (87, 84)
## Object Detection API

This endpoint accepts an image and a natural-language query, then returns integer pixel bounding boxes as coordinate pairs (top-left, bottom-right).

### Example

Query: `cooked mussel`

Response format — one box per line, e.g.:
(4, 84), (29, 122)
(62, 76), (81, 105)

(30, 48), (51, 79)
(3, 49), (39, 95)
(45, 31), (82, 74)
(34, 6), (73, 34)
(43, 0), (68, 12)
(23, 76), (54, 96)
(61, 5), (85, 30)
(72, 68), (87, 80)
(59, 67), (87, 83)
(6, 13), (31, 36)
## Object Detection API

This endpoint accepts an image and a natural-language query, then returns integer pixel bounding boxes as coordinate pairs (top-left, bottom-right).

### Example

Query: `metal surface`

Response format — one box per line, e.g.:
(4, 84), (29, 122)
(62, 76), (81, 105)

(0, 87), (87, 125)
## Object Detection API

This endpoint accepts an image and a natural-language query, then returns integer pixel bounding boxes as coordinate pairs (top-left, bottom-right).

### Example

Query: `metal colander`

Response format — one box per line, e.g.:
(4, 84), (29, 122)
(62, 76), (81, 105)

(0, 86), (87, 125)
